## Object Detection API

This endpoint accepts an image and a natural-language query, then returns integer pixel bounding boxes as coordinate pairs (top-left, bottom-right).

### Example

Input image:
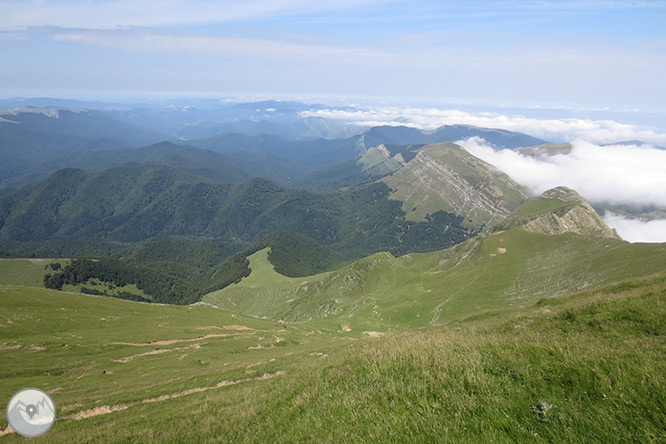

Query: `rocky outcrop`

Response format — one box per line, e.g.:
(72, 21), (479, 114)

(496, 186), (621, 240)
(382, 143), (531, 228)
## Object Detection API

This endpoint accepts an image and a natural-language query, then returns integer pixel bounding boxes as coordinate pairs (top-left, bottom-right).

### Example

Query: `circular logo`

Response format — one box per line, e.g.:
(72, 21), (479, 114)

(6, 388), (56, 437)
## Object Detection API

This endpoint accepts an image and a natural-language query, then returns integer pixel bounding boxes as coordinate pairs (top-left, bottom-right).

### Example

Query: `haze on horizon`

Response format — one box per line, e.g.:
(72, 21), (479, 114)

(1, 1), (665, 110)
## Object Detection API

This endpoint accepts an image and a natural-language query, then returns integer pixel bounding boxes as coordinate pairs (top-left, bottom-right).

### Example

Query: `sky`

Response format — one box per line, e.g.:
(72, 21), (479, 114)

(1, 0), (666, 114)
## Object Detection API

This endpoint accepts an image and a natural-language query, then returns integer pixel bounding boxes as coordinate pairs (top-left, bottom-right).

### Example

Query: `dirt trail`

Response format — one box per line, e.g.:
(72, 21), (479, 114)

(248, 343), (276, 350)
(105, 332), (252, 347)
(64, 370), (285, 421)
(0, 426), (15, 437)
(113, 343), (202, 363)
(194, 325), (253, 331)
(0, 370), (286, 436)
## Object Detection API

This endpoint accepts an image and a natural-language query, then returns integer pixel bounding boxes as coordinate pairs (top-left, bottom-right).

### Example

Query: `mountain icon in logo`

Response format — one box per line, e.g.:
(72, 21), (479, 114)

(6, 388), (56, 437)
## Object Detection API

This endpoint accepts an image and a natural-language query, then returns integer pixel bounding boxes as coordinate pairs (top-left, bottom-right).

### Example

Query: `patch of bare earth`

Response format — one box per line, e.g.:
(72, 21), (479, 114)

(248, 343), (276, 350)
(0, 426), (15, 437)
(64, 371), (285, 421)
(113, 343), (202, 363)
(105, 332), (251, 347)
(194, 325), (253, 331)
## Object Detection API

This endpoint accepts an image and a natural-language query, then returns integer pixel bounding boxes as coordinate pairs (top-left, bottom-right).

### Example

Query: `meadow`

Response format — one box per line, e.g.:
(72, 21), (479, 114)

(1, 268), (665, 442)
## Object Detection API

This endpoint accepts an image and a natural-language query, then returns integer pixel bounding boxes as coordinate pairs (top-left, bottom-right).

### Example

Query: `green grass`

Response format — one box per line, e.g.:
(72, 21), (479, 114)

(0, 258), (61, 287)
(205, 228), (666, 329)
(0, 285), (346, 433)
(1, 274), (665, 442)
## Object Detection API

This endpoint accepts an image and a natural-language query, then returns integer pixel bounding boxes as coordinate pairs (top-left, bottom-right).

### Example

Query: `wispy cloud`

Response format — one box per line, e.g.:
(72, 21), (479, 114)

(2, 0), (665, 109)
(0, 0), (388, 31)
(302, 107), (666, 145)
(50, 29), (386, 60)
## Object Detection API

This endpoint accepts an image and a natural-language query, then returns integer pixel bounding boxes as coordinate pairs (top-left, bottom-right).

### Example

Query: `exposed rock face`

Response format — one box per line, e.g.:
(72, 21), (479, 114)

(498, 186), (622, 240)
(404, 149), (513, 220)
(382, 143), (531, 228)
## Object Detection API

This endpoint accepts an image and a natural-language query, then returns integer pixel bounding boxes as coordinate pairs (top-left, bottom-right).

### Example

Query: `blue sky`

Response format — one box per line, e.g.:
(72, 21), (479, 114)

(1, 0), (665, 112)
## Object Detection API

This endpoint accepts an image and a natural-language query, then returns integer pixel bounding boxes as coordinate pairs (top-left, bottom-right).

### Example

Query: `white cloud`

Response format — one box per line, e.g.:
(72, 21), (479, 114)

(0, 0), (388, 31)
(301, 107), (666, 146)
(458, 137), (666, 207)
(456, 136), (666, 243)
(51, 29), (385, 60)
(603, 214), (666, 243)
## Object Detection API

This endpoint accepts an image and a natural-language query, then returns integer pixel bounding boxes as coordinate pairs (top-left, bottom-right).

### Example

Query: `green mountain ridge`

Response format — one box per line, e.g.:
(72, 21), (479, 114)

(204, 188), (666, 328)
(0, 163), (475, 260)
(382, 142), (531, 228)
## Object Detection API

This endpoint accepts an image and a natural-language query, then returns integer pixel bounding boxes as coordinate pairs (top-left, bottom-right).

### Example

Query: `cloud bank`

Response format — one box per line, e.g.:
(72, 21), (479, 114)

(301, 107), (666, 146)
(601, 214), (666, 243)
(456, 137), (666, 243)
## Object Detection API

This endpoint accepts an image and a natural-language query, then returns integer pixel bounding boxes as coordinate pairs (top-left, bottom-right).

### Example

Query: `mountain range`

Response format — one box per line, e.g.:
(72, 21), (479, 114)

(0, 99), (662, 308)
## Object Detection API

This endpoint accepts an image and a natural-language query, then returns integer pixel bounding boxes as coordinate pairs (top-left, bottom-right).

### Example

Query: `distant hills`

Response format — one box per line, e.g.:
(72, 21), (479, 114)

(360, 124), (546, 149)
(0, 101), (550, 190)
(0, 108), (169, 189)
(0, 161), (475, 257)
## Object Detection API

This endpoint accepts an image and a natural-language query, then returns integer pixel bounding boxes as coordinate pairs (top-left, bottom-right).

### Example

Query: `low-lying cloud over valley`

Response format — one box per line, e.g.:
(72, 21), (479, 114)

(300, 106), (666, 146)
(457, 137), (666, 243)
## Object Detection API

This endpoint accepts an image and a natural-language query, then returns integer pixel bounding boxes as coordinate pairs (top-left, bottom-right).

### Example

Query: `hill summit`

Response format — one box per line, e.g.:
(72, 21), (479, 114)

(493, 186), (621, 240)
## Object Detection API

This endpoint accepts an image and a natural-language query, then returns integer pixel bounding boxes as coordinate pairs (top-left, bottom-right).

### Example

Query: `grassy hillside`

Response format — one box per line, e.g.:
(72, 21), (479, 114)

(0, 258), (62, 287)
(1, 274), (664, 442)
(205, 226), (666, 329)
(0, 285), (352, 440)
(382, 143), (531, 228)
(492, 187), (621, 239)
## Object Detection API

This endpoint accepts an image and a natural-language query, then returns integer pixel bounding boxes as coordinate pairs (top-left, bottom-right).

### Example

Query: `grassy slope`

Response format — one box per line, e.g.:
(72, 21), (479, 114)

(382, 143), (530, 227)
(0, 285), (353, 438)
(1, 275), (664, 442)
(205, 228), (666, 329)
(0, 258), (61, 287)
(207, 248), (402, 330)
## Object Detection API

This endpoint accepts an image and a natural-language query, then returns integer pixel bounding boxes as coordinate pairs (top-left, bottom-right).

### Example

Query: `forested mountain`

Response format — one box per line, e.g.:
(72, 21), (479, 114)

(0, 163), (475, 258)
(0, 108), (170, 189)
(0, 100), (556, 307)
(7, 141), (302, 190)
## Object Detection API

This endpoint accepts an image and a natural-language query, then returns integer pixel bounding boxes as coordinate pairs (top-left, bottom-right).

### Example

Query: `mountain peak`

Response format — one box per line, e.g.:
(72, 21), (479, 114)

(540, 186), (585, 202)
(494, 186), (621, 240)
